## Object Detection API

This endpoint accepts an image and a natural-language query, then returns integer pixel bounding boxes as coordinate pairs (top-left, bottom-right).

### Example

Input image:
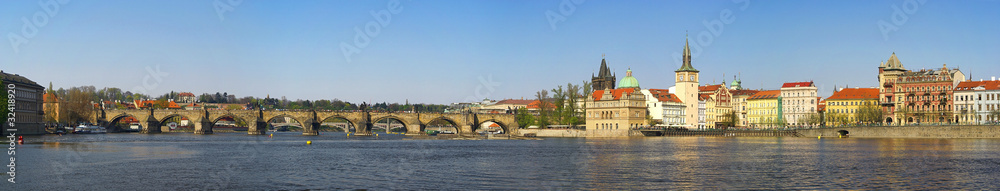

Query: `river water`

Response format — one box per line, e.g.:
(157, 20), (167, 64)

(6, 132), (1000, 190)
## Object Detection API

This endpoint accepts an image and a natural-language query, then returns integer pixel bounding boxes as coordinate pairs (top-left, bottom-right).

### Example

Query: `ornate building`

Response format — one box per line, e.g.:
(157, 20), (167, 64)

(674, 37), (701, 129)
(699, 84), (732, 129)
(592, 58), (616, 90)
(585, 69), (646, 137)
(877, 53), (965, 125)
(747, 90), (782, 129)
(730, 89), (760, 128)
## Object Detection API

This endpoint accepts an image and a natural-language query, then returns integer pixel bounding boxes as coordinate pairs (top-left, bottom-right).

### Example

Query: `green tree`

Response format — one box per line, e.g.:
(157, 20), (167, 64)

(722, 110), (738, 129)
(226, 104), (244, 110)
(551, 85), (566, 124)
(63, 88), (95, 124)
(535, 89), (550, 128)
(516, 107), (534, 128)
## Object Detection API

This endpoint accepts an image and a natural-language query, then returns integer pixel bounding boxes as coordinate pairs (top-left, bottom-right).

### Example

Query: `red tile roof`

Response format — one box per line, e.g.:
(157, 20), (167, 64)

(43, 93), (59, 103)
(781, 81), (814, 88)
(592, 88), (636, 101)
(178, 92), (196, 97)
(699, 84), (724, 92)
(698, 94), (712, 101)
(955, 80), (1000, 91)
(748, 90), (781, 100)
(827, 88), (879, 100)
(495, 99), (535, 105)
(527, 100), (556, 109)
(647, 89), (683, 103)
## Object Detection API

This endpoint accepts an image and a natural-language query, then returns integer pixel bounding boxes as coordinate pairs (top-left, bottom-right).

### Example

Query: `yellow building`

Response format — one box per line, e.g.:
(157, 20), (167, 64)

(747, 90), (781, 129)
(824, 88), (879, 126)
(699, 84), (732, 129)
(585, 69), (647, 137)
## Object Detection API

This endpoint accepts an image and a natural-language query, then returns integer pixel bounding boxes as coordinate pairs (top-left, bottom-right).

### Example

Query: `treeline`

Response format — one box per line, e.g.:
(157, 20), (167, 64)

(517, 81), (592, 128)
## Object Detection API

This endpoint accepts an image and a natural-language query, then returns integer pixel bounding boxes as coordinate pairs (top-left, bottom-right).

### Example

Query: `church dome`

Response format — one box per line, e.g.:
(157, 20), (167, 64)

(618, 68), (640, 88)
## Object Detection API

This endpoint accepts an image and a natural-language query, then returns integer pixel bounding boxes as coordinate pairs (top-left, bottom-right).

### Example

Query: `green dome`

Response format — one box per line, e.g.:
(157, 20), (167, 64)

(731, 79), (740, 87)
(618, 69), (640, 88)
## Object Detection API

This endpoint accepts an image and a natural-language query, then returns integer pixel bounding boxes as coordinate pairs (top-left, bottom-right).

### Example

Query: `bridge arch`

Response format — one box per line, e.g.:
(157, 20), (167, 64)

(475, 120), (509, 134)
(108, 114), (141, 132)
(212, 114), (250, 132)
(265, 114), (306, 132)
(372, 115), (410, 133)
(320, 115), (357, 133)
(424, 116), (461, 134)
(158, 114), (195, 132)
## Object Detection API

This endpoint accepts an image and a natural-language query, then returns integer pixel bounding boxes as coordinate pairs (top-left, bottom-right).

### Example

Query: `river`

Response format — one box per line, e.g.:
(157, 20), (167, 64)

(6, 132), (1000, 190)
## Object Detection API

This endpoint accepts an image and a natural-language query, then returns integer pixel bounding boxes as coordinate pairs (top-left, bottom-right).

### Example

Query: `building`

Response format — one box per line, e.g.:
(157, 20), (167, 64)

(780, 81), (818, 126)
(729, 89), (760, 128)
(953, 80), (1000, 124)
(43, 90), (61, 124)
(479, 99), (534, 114)
(747, 90), (781, 129)
(674, 37), (701, 129)
(178, 92), (197, 103)
(1, 71), (46, 135)
(878, 53), (965, 125)
(824, 88), (880, 126)
(699, 84), (732, 129)
(592, 57), (616, 90)
(585, 68), (646, 137)
(641, 89), (686, 126)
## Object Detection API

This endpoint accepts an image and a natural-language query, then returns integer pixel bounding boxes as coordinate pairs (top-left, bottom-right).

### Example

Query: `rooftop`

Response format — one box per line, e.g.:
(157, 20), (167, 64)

(592, 88), (637, 101)
(748, 90), (781, 100)
(827, 88), (879, 100)
(781, 81), (814, 88)
(955, 80), (1000, 91)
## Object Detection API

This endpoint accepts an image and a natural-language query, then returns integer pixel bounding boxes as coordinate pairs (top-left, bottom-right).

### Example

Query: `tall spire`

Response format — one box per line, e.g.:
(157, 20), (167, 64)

(675, 34), (699, 73)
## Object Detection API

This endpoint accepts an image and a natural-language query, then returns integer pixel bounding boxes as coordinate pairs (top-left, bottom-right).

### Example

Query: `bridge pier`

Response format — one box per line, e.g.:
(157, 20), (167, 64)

(194, 118), (213, 134)
(140, 116), (161, 134)
(248, 120), (267, 135)
(302, 120), (319, 136)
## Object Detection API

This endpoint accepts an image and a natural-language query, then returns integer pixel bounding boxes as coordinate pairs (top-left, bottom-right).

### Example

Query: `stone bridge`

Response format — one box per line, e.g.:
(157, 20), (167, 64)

(90, 108), (519, 136)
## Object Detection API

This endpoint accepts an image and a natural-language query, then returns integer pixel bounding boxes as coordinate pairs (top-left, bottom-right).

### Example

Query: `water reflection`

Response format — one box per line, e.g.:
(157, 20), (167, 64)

(9, 134), (1000, 190)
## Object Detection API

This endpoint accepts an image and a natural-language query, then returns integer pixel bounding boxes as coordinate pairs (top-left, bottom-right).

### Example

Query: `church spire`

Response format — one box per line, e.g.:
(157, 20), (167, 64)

(675, 34), (699, 73)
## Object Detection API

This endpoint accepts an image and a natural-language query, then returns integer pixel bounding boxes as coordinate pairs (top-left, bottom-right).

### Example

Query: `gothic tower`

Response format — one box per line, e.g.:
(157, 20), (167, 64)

(592, 57), (616, 90)
(674, 36), (700, 128)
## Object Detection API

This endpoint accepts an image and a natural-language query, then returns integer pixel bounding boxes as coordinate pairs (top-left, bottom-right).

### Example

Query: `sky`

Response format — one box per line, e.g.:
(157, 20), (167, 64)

(2, 0), (999, 104)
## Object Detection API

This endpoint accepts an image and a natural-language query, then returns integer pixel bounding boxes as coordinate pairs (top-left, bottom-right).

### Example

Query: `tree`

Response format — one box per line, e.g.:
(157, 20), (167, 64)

(516, 108), (534, 128)
(63, 88), (95, 124)
(551, 85), (566, 124)
(855, 101), (884, 125)
(535, 89), (550, 128)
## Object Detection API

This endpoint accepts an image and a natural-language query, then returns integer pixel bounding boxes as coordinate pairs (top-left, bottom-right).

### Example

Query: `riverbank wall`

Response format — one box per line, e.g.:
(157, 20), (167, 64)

(797, 125), (1000, 138)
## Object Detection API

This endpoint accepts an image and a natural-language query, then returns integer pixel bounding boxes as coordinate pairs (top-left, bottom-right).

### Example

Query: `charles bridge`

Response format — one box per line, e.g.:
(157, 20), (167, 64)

(89, 108), (519, 136)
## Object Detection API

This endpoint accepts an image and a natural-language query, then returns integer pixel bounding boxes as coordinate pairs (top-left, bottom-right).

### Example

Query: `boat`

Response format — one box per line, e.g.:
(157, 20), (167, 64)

(74, 124), (107, 134)
(439, 130), (455, 134)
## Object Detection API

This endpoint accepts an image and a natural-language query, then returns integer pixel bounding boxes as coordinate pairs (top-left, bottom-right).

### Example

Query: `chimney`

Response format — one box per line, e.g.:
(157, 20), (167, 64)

(993, 76), (996, 81)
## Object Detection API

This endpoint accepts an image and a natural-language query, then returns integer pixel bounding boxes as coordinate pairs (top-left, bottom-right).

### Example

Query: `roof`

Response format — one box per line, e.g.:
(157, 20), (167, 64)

(43, 93), (60, 103)
(729, 89), (760, 96)
(647, 89), (683, 103)
(178, 92), (196, 97)
(494, 99), (535, 105)
(596, 58), (614, 78)
(699, 84), (724, 92)
(618, 69), (640, 88)
(826, 88), (879, 100)
(527, 100), (556, 109)
(698, 94), (712, 101)
(748, 90), (781, 100)
(781, 81), (814, 88)
(592, 88), (636, 101)
(0, 71), (43, 89)
(955, 80), (1000, 91)
(675, 38), (699, 72)
(881, 52), (906, 71)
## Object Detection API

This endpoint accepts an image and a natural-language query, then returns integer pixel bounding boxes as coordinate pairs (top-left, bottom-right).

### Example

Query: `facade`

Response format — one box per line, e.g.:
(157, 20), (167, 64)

(641, 89), (685, 126)
(1, 71), (46, 135)
(479, 99), (534, 114)
(953, 80), (1000, 124)
(178, 92), (197, 103)
(878, 53), (965, 125)
(674, 37), (701, 129)
(585, 88), (647, 137)
(698, 94), (710, 129)
(699, 84), (732, 129)
(780, 81), (818, 126)
(730, 89), (760, 128)
(824, 88), (880, 126)
(592, 58), (616, 90)
(747, 90), (781, 129)
(43, 92), (61, 123)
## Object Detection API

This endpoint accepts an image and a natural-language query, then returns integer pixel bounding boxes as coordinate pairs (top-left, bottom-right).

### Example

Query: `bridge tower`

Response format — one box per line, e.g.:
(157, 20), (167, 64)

(302, 110), (320, 136)
(194, 109), (213, 134)
(139, 108), (161, 134)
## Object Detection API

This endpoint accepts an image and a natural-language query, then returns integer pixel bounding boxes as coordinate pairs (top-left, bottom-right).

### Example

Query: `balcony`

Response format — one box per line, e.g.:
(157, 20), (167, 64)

(883, 82), (894, 88)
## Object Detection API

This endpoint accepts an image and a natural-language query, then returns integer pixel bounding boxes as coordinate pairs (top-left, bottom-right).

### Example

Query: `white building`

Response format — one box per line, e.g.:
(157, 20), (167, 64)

(641, 89), (686, 126)
(954, 79), (1000, 124)
(780, 81), (818, 126)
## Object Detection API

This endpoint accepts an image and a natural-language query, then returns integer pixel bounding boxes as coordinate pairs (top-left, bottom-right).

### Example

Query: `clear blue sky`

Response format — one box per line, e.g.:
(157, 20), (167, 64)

(2, 0), (999, 104)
